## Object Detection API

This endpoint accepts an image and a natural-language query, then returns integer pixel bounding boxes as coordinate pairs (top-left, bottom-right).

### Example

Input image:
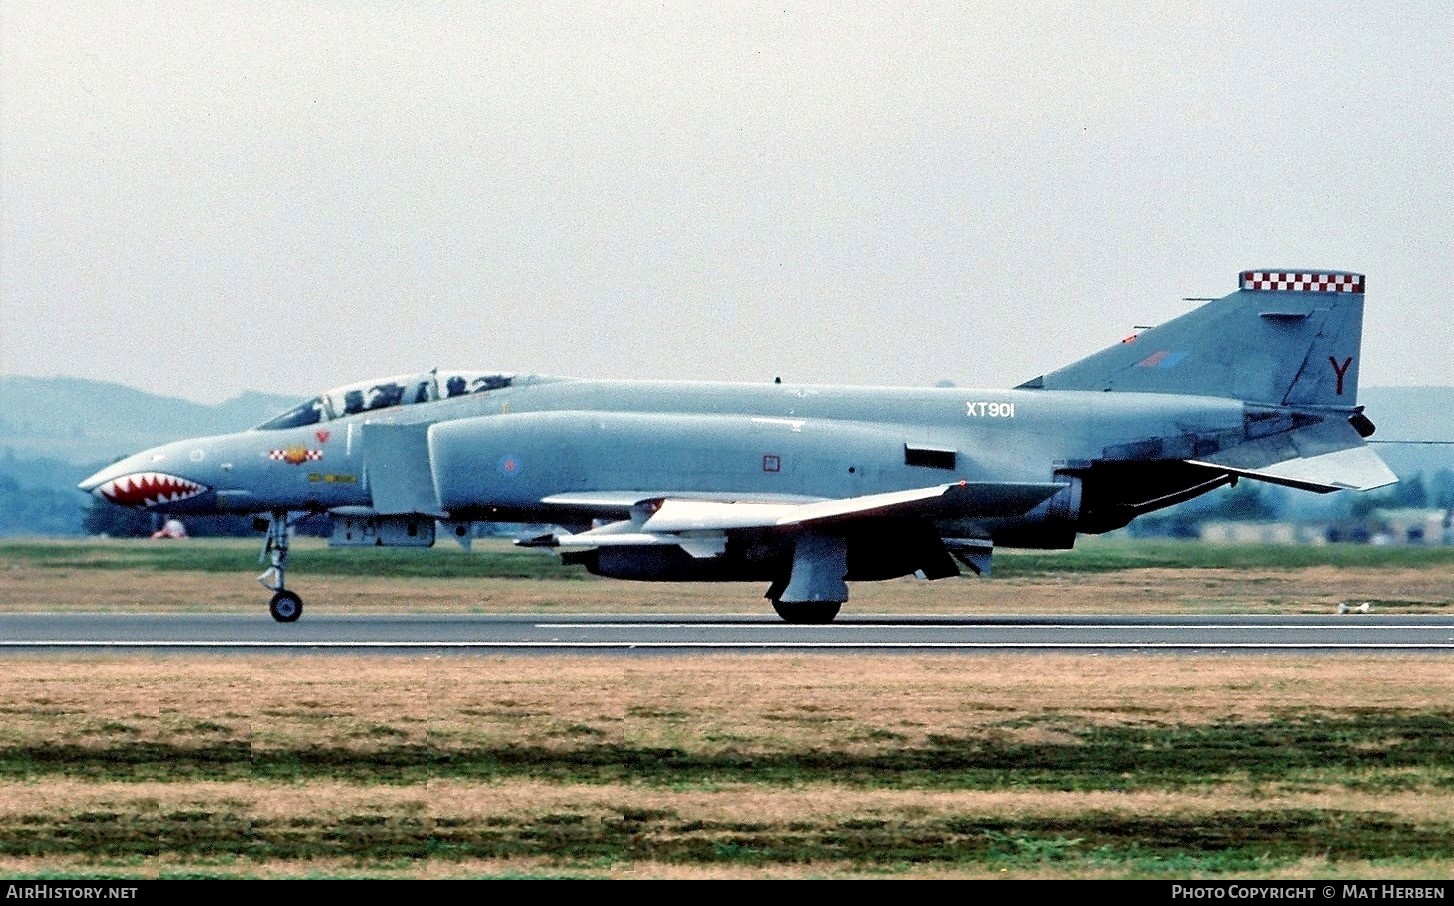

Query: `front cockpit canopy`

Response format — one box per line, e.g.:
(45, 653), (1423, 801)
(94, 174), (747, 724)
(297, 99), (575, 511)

(256, 371), (515, 430)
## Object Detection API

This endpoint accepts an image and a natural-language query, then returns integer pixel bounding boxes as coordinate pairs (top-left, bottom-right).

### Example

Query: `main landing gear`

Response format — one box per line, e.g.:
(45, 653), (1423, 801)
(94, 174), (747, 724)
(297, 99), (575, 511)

(257, 511), (303, 623)
(766, 532), (848, 624)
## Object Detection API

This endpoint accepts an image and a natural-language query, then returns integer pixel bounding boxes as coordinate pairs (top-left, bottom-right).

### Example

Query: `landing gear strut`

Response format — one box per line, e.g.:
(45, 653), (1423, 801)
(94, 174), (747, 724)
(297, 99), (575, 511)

(257, 511), (303, 623)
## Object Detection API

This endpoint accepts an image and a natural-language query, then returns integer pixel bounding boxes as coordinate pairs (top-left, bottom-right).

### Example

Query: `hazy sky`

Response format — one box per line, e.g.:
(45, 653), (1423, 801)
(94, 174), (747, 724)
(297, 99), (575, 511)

(3, 2), (1451, 404)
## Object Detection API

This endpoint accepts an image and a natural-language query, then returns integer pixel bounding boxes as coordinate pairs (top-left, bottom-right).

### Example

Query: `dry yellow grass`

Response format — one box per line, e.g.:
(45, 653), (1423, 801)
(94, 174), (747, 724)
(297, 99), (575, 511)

(3, 653), (1451, 750)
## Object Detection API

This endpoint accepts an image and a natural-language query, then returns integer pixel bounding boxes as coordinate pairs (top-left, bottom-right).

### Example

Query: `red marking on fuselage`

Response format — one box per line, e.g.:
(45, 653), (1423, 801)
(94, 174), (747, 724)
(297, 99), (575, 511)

(1329, 356), (1352, 395)
(315, 430), (331, 444)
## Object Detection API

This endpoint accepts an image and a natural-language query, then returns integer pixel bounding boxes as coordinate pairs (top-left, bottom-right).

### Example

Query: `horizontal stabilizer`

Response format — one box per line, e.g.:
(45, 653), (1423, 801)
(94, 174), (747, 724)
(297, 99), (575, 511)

(1187, 419), (1396, 493)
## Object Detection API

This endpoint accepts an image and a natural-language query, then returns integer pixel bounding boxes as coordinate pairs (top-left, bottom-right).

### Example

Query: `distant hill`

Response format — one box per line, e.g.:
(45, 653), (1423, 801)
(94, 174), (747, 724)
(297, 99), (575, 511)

(0, 376), (302, 536)
(0, 376), (300, 466)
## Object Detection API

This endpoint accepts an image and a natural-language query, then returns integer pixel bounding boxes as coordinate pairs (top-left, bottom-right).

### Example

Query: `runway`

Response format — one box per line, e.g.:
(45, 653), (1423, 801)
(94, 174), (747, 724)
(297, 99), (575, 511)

(2, 613), (1453, 654)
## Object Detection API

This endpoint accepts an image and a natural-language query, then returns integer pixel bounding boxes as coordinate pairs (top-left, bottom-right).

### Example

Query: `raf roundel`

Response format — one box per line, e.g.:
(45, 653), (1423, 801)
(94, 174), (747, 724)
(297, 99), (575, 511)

(498, 454), (523, 477)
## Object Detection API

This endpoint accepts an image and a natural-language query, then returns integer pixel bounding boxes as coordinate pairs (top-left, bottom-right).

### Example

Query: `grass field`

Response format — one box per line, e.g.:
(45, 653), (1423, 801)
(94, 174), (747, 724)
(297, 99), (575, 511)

(0, 535), (1452, 879)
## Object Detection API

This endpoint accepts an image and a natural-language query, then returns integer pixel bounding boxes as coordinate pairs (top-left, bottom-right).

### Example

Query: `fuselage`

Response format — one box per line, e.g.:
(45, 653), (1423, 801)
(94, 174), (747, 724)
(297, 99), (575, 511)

(80, 372), (1249, 547)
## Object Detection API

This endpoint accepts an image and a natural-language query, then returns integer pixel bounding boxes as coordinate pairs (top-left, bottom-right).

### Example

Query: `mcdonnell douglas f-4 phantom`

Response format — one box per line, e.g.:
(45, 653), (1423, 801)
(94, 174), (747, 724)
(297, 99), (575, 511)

(80, 269), (1396, 623)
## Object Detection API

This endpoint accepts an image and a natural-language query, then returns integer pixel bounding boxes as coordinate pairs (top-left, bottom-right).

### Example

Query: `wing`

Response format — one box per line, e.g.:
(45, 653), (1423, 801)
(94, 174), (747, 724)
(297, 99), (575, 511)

(519, 481), (1066, 558)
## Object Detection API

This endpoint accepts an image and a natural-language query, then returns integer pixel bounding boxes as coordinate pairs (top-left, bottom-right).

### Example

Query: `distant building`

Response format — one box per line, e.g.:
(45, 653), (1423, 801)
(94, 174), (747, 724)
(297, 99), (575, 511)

(1198, 521), (1322, 545)
(1200, 508), (1452, 546)
(1368, 508), (1448, 545)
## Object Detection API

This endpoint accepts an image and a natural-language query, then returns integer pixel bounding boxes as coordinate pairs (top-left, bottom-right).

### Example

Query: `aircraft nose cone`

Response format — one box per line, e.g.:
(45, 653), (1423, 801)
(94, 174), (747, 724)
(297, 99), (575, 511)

(78, 458), (136, 495)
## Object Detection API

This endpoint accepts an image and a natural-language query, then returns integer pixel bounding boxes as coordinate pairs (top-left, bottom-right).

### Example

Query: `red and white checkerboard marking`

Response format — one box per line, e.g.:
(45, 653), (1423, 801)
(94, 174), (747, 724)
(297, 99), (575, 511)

(267, 449), (324, 461)
(1239, 271), (1364, 293)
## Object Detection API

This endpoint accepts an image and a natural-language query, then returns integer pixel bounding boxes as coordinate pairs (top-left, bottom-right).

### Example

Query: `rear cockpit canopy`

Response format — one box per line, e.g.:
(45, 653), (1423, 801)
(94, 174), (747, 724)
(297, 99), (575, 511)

(255, 371), (516, 430)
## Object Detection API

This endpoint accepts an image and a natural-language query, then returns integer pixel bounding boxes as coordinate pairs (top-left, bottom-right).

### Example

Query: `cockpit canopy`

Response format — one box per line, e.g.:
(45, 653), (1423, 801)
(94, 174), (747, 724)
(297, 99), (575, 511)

(256, 371), (515, 431)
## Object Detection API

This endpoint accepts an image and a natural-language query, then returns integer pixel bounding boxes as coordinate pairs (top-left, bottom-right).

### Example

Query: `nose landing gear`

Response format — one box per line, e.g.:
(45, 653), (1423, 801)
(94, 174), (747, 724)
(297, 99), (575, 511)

(257, 511), (303, 623)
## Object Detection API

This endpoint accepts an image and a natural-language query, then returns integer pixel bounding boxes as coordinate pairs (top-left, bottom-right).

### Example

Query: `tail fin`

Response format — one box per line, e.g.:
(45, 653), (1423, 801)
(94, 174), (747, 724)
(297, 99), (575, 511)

(1018, 269), (1366, 409)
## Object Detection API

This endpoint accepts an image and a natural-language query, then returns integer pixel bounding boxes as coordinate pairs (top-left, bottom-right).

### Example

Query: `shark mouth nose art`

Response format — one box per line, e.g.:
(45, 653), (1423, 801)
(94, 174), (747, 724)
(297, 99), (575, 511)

(93, 472), (208, 508)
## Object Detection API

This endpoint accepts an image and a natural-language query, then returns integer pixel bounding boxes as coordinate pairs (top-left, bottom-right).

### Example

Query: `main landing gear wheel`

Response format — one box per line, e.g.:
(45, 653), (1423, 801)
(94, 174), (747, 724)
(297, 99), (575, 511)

(269, 590), (302, 623)
(771, 600), (842, 624)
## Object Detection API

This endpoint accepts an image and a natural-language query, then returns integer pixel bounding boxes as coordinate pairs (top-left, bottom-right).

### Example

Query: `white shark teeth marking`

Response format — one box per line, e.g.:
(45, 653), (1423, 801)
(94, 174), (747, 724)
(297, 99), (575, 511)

(96, 472), (207, 508)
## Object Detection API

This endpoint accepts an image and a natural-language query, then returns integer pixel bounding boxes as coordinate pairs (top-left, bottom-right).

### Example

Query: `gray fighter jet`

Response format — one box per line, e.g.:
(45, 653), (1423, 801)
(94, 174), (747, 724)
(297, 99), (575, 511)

(80, 269), (1395, 623)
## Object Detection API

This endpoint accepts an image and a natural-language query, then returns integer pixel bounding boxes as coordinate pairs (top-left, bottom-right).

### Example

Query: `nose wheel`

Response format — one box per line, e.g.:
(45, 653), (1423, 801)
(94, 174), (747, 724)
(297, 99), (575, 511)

(268, 590), (303, 623)
(258, 511), (305, 623)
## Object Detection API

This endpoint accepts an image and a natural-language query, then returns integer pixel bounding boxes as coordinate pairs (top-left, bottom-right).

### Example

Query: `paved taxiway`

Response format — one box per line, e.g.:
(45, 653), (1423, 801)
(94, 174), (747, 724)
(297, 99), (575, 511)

(1, 613), (1453, 654)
